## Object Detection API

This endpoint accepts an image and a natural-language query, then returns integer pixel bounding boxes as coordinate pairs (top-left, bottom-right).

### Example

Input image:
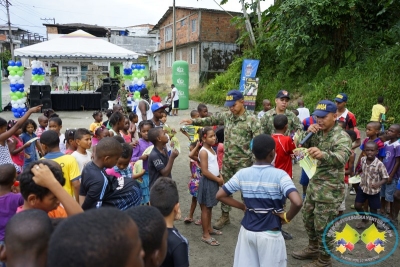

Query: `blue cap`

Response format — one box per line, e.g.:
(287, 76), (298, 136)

(334, 93), (348, 103)
(312, 100), (337, 117)
(151, 102), (168, 113)
(224, 90), (243, 107)
(276, 90), (290, 99)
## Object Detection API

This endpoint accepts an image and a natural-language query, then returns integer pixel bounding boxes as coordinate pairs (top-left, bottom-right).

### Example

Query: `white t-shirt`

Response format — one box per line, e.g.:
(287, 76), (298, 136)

(71, 150), (92, 173)
(297, 107), (310, 122)
(258, 110), (266, 119)
(171, 87), (179, 101)
(59, 134), (66, 154)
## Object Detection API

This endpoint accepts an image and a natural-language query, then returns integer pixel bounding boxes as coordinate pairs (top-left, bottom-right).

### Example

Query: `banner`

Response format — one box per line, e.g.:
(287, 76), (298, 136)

(243, 77), (259, 110)
(239, 59), (260, 93)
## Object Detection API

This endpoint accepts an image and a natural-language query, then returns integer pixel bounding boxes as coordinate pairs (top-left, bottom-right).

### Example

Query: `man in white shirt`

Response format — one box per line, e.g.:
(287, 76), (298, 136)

(296, 99), (310, 122)
(171, 84), (179, 116)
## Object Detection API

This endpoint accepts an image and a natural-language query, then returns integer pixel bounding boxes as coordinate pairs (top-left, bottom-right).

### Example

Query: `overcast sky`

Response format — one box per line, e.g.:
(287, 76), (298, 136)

(0, 0), (274, 38)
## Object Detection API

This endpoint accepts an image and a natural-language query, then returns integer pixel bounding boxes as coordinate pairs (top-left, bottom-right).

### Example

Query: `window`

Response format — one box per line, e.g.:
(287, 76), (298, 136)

(191, 19), (197, 32)
(114, 66), (120, 75)
(190, 47), (197, 64)
(166, 52), (173, 67)
(62, 66), (78, 75)
(165, 27), (172, 41)
(180, 19), (186, 27)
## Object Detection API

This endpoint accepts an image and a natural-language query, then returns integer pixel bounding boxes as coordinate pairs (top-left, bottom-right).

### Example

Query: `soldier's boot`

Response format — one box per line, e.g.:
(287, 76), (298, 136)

(213, 212), (230, 230)
(301, 254), (332, 267)
(292, 240), (319, 260)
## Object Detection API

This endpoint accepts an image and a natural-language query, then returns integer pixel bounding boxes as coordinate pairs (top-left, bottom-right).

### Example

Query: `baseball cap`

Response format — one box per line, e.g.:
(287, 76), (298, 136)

(312, 100), (337, 117)
(334, 93), (348, 103)
(224, 90), (243, 107)
(151, 102), (168, 113)
(276, 90), (290, 99)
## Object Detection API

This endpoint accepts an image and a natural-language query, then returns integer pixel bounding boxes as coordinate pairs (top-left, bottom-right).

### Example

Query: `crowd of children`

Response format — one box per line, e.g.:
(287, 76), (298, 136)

(0, 91), (399, 267)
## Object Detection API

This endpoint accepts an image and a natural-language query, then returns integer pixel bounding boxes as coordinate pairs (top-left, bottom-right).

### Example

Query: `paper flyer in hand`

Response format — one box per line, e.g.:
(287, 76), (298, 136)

(142, 145), (154, 156)
(133, 160), (143, 175)
(293, 148), (318, 179)
(170, 136), (181, 153)
(27, 137), (39, 144)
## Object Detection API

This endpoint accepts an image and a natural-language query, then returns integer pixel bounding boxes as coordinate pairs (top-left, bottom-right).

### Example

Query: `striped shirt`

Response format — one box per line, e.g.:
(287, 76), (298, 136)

(360, 157), (389, 195)
(222, 165), (297, 232)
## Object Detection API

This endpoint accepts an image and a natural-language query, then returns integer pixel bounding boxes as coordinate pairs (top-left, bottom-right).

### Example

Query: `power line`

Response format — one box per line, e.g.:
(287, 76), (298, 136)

(4, 0), (15, 60)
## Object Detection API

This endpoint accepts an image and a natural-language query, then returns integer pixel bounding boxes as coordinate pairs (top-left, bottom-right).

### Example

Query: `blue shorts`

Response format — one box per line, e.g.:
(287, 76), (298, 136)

(355, 187), (381, 210)
(397, 178), (400, 190)
(299, 169), (309, 186)
(380, 178), (398, 202)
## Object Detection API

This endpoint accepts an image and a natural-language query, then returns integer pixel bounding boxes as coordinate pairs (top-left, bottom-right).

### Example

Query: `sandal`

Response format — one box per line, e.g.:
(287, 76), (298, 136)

(194, 219), (202, 225)
(184, 217), (194, 224)
(201, 237), (220, 246)
(209, 229), (222, 235)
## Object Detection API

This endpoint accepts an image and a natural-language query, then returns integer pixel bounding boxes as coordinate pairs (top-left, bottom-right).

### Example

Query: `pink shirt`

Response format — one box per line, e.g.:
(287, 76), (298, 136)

(217, 143), (224, 170)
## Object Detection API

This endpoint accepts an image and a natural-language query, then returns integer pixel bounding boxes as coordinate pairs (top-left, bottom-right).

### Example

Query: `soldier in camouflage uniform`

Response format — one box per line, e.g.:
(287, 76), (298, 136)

(118, 85), (128, 114)
(181, 90), (261, 229)
(292, 100), (352, 267)
(260, 90), (303, 135)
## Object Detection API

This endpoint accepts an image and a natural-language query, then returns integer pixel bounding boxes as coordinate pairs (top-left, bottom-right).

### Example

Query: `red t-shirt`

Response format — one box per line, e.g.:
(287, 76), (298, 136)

(151, 96), (162, 103)
(271, 134), (296, 178)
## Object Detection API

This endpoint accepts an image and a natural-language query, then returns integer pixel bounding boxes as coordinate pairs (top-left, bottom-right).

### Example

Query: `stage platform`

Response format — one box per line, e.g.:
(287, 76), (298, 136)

(50, 91), (101, 111)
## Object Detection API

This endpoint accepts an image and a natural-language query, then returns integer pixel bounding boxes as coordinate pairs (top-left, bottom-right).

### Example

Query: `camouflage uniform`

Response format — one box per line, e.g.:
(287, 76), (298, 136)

(260, 108), (303, 135)
(118, 88), (128, 114)
(297, 123), (352, 256)
(192, 110), (261, 212)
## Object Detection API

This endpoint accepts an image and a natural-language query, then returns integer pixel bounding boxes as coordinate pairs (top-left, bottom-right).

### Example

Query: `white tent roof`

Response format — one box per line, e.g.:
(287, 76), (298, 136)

(15, 30), (140, 60)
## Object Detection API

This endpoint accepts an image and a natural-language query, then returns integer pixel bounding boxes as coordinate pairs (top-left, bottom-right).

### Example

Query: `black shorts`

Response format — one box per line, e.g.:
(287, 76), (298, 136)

(355, 187), (381, 210)
(173, 100), (179, 109)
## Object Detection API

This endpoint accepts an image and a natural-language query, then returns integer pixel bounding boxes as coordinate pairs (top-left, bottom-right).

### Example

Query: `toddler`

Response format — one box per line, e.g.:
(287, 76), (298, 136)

(21, 119), (44, 169)
(90, 111), (103, 133)
(7, 120), (28, 170)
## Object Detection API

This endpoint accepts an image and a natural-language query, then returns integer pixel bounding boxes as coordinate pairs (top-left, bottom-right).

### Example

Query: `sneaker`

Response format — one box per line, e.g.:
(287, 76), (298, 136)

(281, 230), (293, 240)
(349, 188), (356, 195)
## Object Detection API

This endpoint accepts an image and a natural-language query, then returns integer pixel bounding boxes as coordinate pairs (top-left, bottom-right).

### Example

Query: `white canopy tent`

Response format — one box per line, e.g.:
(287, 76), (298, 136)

(14, 30), (141, 61)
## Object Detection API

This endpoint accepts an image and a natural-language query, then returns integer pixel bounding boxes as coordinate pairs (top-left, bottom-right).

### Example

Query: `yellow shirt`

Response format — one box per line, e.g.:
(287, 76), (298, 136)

(90, 122), (102, 133)
(370, 104), (385, 122)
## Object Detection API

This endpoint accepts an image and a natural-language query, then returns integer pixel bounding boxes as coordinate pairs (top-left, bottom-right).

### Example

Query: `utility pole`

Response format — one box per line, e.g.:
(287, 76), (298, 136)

(172, 0), (176, 61)
(5, 0), (14, 61)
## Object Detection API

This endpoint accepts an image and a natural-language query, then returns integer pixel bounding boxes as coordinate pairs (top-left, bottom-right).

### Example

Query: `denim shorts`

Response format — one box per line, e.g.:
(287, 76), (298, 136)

(380, 178), (398, 202)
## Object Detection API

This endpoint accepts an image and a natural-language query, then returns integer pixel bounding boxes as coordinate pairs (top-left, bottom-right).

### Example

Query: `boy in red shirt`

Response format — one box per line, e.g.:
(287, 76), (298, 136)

(151, 91), (162, 103)
(272, 114), (296, 178)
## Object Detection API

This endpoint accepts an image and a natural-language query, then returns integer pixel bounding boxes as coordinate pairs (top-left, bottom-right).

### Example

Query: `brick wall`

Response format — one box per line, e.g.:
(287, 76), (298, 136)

(200, 12), (239, 43)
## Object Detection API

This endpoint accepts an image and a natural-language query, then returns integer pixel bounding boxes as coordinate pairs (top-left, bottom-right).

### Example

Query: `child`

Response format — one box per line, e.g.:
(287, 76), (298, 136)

(151, 103), (168, 127)
(257, 99), (271, 119)
(90, 111), (103, 133)
(47, 208), (145, 267)
(79, 137), (124, 210)
(148, 127), (179, 188)
(18, 160), (83, 217)
(21, 119), (45, 169)
(102, 109), (113, 128)
(164, 93), (172, 115)
(1, 209), (53, 267)
(125, 206), (168, 267)
(129, 112), (139, 142)
(160, 111), (168, 125)
(0, 106), (41, 173)
(355, 141), (389, 229)
(0, 164), (23, 243)
(131, 120), (154, 205)
(381, 124), (400, 221)
(44, 109), (56, 119)
(108, 111), (125, 137)
(150, 177), (189, 267)
(71, 128), (92, 174)
(338, 130), (357, 216)
(184, 141), (202, 225)
(120, 116), (132, 143)
(40, 130), (81, 202)
(92, 125), (110, 147)
(216, 134), (302, 266)
(370, 96), (385, 122)
(64, 129), (77, 155)
(197, 127), (223, 246)
(271, 115), (296, 178)
(48, 117), (66, 153)
(180, 111), (202, 143)
(215, 126), (224, 171)
(35, 115), (48, 137)
(151, 91), (162, 103)
(197, 104), (209, 118)
(7, 120), (29, 170)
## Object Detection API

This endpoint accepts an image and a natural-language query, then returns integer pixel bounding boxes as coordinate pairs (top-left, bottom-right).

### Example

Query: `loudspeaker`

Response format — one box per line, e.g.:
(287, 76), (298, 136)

(110, 84), (119, 101)
(41, 99), (52, 109)
(30, 98), (41, 107)
(41, 85), (51, 99)
(30, 85), (41, 99)
(100, 98), (109, 109)
(102, 83), (111, 99)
